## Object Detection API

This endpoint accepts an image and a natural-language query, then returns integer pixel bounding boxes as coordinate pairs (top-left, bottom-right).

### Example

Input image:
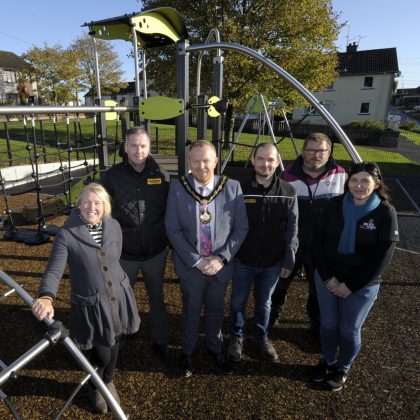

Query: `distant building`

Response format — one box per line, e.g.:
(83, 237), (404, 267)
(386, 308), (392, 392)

(0, 50), (38, 105)
(292, 44), (399, 125)
(84, 80), (158, 106)
(393, 86), (420, 107)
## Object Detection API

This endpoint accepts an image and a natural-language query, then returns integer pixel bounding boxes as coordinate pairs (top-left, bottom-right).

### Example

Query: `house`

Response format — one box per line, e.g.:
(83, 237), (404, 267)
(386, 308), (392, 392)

(84, 80), (158, 106)
(393, 86), (420, 107)
(292, 44), (399, 125)
(0, 50), (38, 105)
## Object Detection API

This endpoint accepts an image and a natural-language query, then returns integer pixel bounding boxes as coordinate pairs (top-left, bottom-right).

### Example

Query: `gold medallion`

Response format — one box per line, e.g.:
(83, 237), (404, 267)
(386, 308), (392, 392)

(199, 208), (212, 224)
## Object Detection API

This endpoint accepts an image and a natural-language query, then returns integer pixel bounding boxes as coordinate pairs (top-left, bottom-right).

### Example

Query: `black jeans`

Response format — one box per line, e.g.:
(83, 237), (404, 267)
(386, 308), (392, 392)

(271, 248), (320, 321)
(84, 341), (120, 384)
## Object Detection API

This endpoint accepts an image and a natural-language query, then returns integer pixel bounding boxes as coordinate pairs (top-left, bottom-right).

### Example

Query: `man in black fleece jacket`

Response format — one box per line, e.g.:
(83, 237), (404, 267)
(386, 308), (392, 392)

(228, 143), (298, 362)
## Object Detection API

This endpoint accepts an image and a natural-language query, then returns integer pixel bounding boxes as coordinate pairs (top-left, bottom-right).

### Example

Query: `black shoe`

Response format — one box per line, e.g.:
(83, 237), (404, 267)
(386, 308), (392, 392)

(326, 367), (348, 391)
(180, 354), (192, 378)
(311, 358), (335, 383)
(153, 343), (170, 363)
(208, 350), (233, 375)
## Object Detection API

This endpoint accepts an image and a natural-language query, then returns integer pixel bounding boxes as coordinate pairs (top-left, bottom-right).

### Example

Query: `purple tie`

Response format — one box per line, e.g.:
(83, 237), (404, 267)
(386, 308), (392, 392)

(199, 186), (212, 257)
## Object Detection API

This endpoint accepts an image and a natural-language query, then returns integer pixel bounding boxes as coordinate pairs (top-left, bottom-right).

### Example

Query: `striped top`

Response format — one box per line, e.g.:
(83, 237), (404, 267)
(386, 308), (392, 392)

(79, 214), (103, 245)
(87, 223), (103, 245)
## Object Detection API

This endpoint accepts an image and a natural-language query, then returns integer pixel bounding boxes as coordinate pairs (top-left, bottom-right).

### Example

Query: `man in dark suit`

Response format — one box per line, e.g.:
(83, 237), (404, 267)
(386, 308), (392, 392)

(165, 140), (248, 377)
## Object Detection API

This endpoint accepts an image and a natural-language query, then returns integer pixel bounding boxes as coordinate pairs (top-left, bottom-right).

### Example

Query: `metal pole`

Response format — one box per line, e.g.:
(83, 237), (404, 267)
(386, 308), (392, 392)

(196, 28), (221, 96)
(221, 96), (257, 173)
(196, 94), (208, 140)
(90, 36), (102, 100)
(212, 53), (224, 174)
(259, 93), (284, 171)
(0, 106), (137, 114)
(0, 270), (127, 419)
(90, 34), (108, 169)
(187, 42), (362, 163)
(176, 39), (190, 177)
(130, 19), (141, 126)
(281, 108), (299, 157)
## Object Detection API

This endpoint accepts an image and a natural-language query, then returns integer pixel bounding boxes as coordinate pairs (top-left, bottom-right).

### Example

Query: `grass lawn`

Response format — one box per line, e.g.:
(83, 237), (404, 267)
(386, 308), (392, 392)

(1, 119), (419, 176)
(400, 129), (420, 146)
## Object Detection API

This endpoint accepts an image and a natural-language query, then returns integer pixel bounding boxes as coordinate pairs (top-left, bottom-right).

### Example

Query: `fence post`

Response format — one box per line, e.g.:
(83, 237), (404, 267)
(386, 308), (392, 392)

(95, 99), (109, 170)
(4, 121), (13, 167)
(39, 120), (48, 163)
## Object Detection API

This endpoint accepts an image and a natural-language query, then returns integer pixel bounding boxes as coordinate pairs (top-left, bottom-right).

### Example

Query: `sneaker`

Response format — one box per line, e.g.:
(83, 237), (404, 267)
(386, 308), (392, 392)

(259, 339), (278, 361)
(228, 337), (243, 362)
(311, 358), (335, 383)
(326, 367), (348, 391)
(180, 354), (192, 378)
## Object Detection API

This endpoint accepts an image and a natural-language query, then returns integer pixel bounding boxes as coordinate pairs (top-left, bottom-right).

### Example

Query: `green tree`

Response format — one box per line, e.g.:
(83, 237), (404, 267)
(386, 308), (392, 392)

(139, 0), (340, 110)
(70, 34), (127, 99)
(23, 43), (80, 105)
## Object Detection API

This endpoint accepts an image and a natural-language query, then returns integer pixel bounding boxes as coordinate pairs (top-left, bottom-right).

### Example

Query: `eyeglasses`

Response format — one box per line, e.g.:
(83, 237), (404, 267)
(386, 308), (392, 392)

(302, 148), (329, 156)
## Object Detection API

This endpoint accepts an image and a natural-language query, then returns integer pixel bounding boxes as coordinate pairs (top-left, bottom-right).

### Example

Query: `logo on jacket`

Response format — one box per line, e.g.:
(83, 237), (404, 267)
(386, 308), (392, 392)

(147, 178), (162, 185)
(360, 219), (376, 230)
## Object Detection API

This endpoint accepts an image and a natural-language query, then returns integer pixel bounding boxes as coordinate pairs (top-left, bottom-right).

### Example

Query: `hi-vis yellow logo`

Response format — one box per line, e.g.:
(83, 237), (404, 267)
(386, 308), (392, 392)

(244, 198), (256, 204)
(147, 178), (162, 185)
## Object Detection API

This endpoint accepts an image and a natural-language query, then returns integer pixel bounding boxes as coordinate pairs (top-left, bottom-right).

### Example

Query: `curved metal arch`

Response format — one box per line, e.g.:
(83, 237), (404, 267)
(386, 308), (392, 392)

(0, 270), (127, 419)
(186, 41), (362, 163)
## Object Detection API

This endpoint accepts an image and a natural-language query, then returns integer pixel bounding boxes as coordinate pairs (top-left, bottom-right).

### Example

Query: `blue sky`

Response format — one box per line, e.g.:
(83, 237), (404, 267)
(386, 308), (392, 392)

(1, 0), (419, 89)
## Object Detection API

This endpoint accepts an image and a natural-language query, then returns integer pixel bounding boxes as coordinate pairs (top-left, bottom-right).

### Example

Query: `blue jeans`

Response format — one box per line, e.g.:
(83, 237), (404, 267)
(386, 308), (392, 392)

(315, 270), (379, 372)
(230, 260), (281, 342)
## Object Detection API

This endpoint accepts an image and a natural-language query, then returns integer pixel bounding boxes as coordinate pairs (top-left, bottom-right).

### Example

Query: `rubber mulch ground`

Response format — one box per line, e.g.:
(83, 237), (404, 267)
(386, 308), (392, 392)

(0, 195), (419, 419)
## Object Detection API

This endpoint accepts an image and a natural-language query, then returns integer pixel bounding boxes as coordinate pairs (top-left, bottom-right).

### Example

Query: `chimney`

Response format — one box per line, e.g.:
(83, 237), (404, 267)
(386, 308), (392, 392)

(346, 42), (358, 53)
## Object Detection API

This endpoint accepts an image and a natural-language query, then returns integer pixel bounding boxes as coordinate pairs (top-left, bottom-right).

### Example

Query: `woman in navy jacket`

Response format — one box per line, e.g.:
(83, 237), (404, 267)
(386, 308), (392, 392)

(311, 162), (399, 391)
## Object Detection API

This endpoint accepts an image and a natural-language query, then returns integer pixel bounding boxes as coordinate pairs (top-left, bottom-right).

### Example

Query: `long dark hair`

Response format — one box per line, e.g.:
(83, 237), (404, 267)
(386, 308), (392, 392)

(345, 162), (390, 202)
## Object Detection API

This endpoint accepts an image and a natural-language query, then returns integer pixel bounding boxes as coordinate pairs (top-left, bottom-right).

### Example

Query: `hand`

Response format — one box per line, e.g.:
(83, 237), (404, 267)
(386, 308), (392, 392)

(325, 276), (340, 293)
(279, 268), (292, 278)
(32, 298), (54, 321)
(334, 282), (352, 299)
(198, 256), (224, 276)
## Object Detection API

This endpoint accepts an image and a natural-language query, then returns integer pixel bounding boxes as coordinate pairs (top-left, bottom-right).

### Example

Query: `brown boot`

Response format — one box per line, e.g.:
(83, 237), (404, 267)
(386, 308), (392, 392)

(106, 381), (120, 405)
(89, 386), (108, 414)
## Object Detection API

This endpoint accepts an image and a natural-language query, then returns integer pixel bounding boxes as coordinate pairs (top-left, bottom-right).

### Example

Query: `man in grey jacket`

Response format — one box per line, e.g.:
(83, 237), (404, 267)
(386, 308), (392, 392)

(165, 140), (248, 377)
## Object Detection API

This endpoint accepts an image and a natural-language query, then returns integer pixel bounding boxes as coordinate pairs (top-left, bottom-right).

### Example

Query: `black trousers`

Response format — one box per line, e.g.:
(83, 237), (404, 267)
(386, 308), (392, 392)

(271, 248), (320, 320)
(84, 341), (120, 384)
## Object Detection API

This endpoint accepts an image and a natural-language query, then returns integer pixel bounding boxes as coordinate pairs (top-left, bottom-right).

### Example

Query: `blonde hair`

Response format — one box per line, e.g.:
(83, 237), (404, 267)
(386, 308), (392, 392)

(76, 183), (112, 218)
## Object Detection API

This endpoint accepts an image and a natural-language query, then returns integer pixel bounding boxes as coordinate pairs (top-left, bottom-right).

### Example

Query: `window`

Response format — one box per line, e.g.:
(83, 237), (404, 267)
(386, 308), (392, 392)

(363, 76), (373, 88)
(360, 102), (370, 114)
(4, 71), (16, 83)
